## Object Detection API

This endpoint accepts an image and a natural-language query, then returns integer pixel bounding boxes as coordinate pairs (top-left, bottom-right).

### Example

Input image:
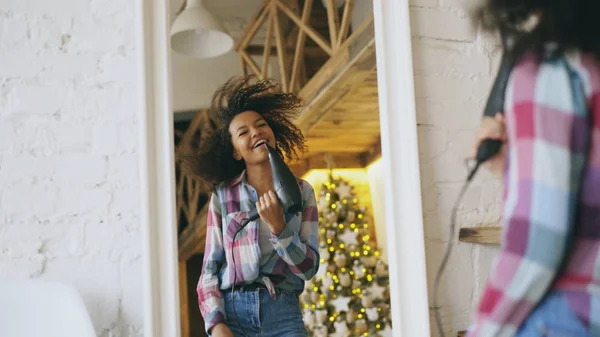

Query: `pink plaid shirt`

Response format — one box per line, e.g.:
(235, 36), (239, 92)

(197, 171), (320, 334)
(468, 51), (600, 336)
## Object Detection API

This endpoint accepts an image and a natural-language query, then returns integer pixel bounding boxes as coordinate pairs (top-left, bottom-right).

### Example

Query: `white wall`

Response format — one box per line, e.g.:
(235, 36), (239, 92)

(366, 160), (388, 264)
(170, 0), (280, 112)
(0, 0), (143, 336)
(409, 0), (503, 335)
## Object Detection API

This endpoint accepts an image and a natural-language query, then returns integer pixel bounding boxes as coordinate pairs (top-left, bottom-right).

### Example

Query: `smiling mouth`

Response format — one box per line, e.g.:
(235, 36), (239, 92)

(252, 140), (267, 149)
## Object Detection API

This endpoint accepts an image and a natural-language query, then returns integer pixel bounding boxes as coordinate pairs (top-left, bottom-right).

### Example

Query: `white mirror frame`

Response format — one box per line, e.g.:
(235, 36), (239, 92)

(135, 0), (431, 336)
(373, 1), (431, 336)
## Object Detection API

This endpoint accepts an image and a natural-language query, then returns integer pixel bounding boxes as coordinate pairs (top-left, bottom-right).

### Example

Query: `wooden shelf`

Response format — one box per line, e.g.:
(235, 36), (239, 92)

(458, 226), (501, 245)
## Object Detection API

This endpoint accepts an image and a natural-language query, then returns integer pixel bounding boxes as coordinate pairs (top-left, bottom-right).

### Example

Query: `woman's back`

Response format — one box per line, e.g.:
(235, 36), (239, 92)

(498, 49), (600, 332)
(549, 51), (600, 330)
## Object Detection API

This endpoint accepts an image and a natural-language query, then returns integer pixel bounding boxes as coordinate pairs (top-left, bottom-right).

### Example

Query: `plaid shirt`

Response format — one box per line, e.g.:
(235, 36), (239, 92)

(197, 171), (320, 334)
(468, 51), (600, 336)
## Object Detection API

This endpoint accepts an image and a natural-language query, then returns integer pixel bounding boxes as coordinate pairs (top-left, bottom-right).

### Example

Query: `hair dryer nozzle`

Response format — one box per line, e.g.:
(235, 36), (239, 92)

(265, 144), (303, 214)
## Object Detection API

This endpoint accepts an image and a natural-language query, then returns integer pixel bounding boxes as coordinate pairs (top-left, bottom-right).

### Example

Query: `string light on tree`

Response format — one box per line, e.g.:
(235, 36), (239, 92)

(301, 172), (391, 336)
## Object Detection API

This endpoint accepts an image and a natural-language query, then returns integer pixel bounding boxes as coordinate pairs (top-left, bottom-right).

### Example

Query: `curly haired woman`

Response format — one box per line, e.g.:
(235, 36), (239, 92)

(185, 76), (319, 337)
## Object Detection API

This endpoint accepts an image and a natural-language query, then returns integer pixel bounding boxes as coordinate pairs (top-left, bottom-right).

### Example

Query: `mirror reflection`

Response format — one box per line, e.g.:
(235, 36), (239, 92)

(170, 0), (391, 336)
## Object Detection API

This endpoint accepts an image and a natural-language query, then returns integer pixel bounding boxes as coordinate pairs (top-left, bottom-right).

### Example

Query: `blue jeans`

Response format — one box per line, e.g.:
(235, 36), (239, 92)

(516, 292), (590, 337)
(221, 288), (306, 337)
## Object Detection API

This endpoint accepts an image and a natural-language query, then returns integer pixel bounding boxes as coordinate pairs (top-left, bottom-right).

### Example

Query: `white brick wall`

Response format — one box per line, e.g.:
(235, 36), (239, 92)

(0, 0), (142, 336)
(409, 1), (503, 336)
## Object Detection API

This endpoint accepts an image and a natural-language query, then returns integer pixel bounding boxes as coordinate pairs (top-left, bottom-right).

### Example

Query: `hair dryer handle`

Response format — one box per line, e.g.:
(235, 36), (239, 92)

(476, 138), (503, 163)
(247, 208), (260, 222)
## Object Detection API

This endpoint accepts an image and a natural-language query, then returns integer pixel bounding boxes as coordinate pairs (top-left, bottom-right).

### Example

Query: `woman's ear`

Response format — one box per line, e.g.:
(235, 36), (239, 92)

(233, 149), (242, 161)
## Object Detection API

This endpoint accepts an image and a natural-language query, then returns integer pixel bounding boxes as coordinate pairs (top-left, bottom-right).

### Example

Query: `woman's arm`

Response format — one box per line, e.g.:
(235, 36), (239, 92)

(269, 180), (320, 280)
(468, 57), (584, 336)
(197, 192), (227, 335)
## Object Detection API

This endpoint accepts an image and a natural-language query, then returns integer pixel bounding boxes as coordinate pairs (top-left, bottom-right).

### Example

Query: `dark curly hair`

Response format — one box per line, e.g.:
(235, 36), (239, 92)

(474, 0), (600, 60)
(182, 76), (306, 186)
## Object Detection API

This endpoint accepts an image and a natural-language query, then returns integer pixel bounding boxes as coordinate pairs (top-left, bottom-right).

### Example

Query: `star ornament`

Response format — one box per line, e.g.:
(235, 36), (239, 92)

(329, 296), (351, 313)
(338, 229), (359, 246)
(367, 282), (386, 301)
(379, 323), (393, 337)
(335, 181), (353, 199)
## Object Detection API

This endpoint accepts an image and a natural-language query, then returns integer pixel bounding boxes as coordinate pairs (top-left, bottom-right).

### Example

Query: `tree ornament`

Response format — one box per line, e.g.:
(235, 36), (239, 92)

(361, 289), (374, 307)
(361, 255), (377, 268)
(339, 229), (359, 246)
(334, 250), (348, 268)
(347, 210), (356, 223)
(311, 290), (320, 303)
(320, 242), (331, 261)
(316, 308), (328, 325)
(375, 259), (388, 278)
(355, 319), (368, 334)
(326, 229), (337, 240)
(330, 296), (352, 313)
(366, 307), (379, 321)
(353, 260), (366, 279)
(340, 272), (351, 287)
(367, 281), (386, 301)
(303, 307), (316, 328)
(314, 324), (329, 337)
(321, 274), (334, 295)
(333, 316), (350, 337)
(335, 181), (353, 199)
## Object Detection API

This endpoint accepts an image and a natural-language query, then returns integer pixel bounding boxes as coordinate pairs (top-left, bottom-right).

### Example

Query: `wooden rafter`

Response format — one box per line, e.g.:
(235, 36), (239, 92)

(295, 15), (375, 134)
(289, 144), (381, 178)
(262, 12), (275, 77)
(179, 203), (210, 261)
(290, 0), (313, 92)
(337, 0), (354, 49)
(236, 0), (363, 94)
(276, 1), (332, 56)
(325, 0), (340, 49)
(272, 2), (289, 91)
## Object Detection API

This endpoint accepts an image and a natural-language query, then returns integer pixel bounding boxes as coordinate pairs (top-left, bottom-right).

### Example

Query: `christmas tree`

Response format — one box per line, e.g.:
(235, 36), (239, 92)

(301, 172), (392, 337)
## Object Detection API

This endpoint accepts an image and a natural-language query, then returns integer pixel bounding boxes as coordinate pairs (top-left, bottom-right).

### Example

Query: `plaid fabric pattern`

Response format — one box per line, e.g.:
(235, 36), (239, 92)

(468, 52), (600, 336)
(197, 171), (320, 334)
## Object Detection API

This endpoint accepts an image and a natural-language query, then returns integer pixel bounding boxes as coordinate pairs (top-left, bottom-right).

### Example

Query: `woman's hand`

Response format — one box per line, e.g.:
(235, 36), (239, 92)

(211, 323), (234, 337)
(257, 190), (286, 236)
(470, 112), (507, 178)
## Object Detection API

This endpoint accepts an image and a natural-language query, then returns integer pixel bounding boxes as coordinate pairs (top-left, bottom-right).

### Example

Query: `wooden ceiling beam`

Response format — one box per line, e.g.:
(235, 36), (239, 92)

(178, 202), (209, 261)
(246, 45), (328, 58)
(290, 144), (382, 177)
(359, 139), (381, 167)
(295, 15), (377, 134)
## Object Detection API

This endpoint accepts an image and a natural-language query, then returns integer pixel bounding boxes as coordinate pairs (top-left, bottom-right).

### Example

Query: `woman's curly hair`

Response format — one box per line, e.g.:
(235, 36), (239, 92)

(473, 0), (600, 60)
(182, 76), (306, 186)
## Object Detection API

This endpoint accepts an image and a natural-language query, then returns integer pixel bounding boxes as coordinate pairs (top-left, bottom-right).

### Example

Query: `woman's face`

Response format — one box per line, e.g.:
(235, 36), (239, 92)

(228, 110), (276, 165)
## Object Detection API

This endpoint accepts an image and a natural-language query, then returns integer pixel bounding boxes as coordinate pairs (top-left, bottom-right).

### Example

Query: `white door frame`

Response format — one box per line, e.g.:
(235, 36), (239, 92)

(135, 0), (430, 336)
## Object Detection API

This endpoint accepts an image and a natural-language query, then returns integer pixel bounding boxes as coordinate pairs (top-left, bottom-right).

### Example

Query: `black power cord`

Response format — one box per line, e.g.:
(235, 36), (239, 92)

(432, 163), (477, 337)
(433, 138), (503, 337)
(231, 218), (252, 337)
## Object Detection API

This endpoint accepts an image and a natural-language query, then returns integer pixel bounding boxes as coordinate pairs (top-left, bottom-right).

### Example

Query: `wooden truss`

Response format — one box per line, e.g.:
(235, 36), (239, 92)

(235, 0), (376, 134)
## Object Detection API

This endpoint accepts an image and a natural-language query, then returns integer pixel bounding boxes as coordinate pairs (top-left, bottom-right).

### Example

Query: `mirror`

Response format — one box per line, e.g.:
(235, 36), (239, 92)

(168, 1), (396, 336)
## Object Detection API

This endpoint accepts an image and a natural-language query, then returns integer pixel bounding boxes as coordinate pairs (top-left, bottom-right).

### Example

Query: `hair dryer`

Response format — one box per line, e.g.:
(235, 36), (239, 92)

(434, 30), (520, 337)
(246, 143), (303, 221)
(469, 29), (518, 180)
